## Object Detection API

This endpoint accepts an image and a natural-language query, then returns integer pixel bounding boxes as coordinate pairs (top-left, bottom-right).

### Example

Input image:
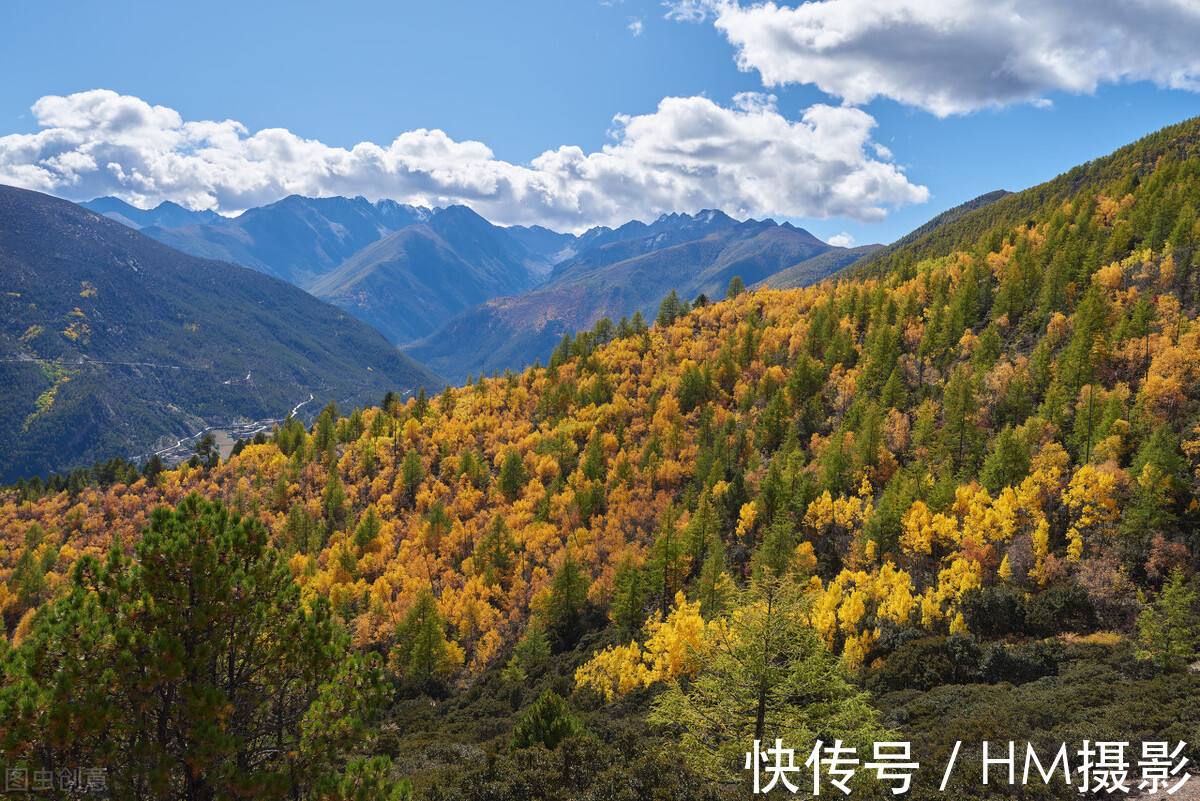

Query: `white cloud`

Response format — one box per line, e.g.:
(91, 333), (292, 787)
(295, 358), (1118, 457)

(827, 231), (854, 248)
(663, 0), (714, 22)
(628, 17), (644, 35)
(669, 0), (1200, 116)
(0, 89), (927, 230)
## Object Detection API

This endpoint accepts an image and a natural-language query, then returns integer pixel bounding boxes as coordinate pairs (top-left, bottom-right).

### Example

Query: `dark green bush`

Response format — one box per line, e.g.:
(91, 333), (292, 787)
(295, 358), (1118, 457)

(961, 585), (1027, 638)
(979, 641), (1059, 684)
(867, 635), (982, 692)
(1026, 583), (1097, 636)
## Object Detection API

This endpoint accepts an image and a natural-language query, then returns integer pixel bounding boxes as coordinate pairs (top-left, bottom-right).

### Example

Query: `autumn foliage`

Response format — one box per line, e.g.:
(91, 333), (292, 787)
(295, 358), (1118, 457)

(3, 120), (1200, 697)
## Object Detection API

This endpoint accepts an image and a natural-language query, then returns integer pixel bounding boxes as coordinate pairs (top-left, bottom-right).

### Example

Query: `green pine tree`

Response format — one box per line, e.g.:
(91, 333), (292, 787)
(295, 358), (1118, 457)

(609, 551), (646, 635)
(392, 590), (457, 686)
(1136, 569), (1200, 671)
(544, 551), (591, 649)
(0, 494), (386, 798)
(510, 691), (587, 751)
(498, 448), (528, 501)
(648, 574), (884, 785)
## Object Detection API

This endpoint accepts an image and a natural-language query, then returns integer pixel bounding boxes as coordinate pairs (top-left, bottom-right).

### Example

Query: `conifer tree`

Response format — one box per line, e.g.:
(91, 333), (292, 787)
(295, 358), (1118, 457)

(685, 490), (719, 571)
(401, 447), (424, 506)
(502, 618), (551, 682)
(1136, 568), (1200, 671)
(648, 504), (686, 613)
(354, 504), (382, 549)
(510, 691), (586, 751)
(412, 386), (429, 419)
(544, 551), (591, 649)
(0, 494), (387, 798)
(657, 289), (684, 328)
(580, 429), (605, 482)
(609, 551), (646, 635)
(648, 569), (882, 785)
(498, 448), (528, 501)
(193, 432), (220, 470)
(695, 531), (733, 619)
(323, 469), (347, 530)
(942, 365), (982, 474)
(314, 403), (338, 463)
(391, 590), (458, 687)
(980, 426), (1031, 493)
(141, 453), (165, 483)
(474, 513), (517, 587)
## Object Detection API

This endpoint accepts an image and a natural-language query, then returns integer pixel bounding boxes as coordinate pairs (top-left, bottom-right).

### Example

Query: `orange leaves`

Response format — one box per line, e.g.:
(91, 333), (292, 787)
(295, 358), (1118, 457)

(899, 501), (942, 559)
(1016, 442), (1071, 517)
(983, 355), (1027, 406)
(883, 408), (910, 454)
(401, 417), (421, 444)
(1138, 340), (1191, 422)
(1046, 312), (1070, 346)
(439, 575), (504, 670)
(1094, 261), (1124, 294)
(518, 521), (562, 571)
(898, 482), (1021, 585)
(533, 453), (560, 483)
(1094, 194), (1123, 226)
(1183, 424), (1200, 490)
(984, 242), (1015, 280)
(933, 558), (983, 608)
(735, 501), (757, 541)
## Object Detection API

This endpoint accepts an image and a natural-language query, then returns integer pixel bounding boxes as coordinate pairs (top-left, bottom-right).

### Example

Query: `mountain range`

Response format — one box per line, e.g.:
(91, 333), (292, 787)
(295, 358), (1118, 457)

(309, 205), (551, 345)
(2, 186), (439, 482)
(84, 195), (434, 289)
(82, 196), (225, 229)
(87, 195), (876, 381)
(406, 213), (846, 381)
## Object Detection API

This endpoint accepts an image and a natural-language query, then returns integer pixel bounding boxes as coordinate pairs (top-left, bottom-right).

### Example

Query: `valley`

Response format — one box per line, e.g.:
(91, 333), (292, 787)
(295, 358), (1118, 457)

(133, 391), (316, 465)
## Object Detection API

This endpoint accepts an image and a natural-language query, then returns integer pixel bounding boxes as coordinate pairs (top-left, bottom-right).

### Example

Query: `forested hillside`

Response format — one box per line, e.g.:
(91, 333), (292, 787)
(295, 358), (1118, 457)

(0, 186), (440, 482)
(3, 118), (1200, 798)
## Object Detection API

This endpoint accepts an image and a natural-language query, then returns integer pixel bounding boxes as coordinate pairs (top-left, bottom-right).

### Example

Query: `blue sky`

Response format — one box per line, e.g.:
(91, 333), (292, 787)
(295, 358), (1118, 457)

(2, 0), (1199, 243)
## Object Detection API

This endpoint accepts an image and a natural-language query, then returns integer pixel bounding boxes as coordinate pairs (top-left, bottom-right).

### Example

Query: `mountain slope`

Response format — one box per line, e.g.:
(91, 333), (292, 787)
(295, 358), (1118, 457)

(844, 189), (1011, 279)
(309, 205), (548, 346)
(137, 195), (432, 288)
(849, 119), (1200, 282)
(0, 185), (440, 481)
(405, 217), (839, 382)
(757, 243), (884, 290)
